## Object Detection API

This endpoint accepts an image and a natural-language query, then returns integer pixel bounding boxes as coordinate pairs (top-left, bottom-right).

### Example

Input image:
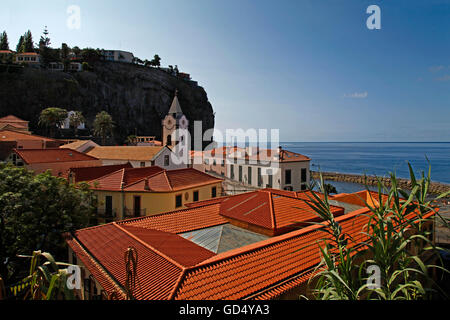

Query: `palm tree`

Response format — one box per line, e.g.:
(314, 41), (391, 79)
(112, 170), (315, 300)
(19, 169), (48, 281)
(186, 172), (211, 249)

(69, 111), (85, 137)
(38, 107), (68, 138)
(93, 111), (114, 145)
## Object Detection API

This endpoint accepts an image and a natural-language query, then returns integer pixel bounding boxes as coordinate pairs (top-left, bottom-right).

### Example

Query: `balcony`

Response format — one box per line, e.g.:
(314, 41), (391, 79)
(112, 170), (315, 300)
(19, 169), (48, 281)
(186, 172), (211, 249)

(96, 209), (117, 223)
(124, 208), (147, 219)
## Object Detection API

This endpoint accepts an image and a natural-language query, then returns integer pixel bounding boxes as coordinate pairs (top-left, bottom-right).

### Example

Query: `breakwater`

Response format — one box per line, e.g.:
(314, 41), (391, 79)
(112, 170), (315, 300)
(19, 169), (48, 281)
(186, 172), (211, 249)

(311, 171), (450, 195)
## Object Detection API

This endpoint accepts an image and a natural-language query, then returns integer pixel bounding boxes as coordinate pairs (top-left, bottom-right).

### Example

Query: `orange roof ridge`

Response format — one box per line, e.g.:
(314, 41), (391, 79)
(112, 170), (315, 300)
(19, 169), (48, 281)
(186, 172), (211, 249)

(121, 168), (166, 189)
(268, 191), (276, 229)
(191, 207), (371, 267)
(118, 201), (222, 225)
(112, 222), (186, 270)
(89, 168), (125, 186)
(163, 171), (173, 191)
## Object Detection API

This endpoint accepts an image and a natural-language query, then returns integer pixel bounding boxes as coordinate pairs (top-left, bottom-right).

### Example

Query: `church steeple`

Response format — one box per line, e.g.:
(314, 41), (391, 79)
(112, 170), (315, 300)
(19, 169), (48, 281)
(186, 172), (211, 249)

(162, 89), (189, 147)
(168, 89), (183, 117)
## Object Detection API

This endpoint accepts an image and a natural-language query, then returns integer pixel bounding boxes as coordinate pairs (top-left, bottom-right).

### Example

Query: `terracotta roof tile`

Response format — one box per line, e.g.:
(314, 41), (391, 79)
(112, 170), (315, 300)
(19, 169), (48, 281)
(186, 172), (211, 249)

(0, 130), (54, 142)
(219, 189), (344, 232)
(91, 167), (223, 193)
(120, 203), (227, 234)
(87, 146), (165, 161)
(69, 163), (133, 183)
(68, 223), (186, 300)
(14, 148), (98, 164)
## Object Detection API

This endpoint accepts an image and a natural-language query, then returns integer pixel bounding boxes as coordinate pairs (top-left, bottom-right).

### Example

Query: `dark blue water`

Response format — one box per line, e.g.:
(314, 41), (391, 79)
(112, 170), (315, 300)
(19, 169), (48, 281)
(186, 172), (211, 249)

(281, 142), (450, 185)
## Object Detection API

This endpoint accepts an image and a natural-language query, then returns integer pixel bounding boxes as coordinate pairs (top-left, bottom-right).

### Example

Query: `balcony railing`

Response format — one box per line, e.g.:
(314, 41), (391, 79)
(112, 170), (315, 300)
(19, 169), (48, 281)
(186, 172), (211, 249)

(124, 208), (147, 219)
(96, 209), (117, 223)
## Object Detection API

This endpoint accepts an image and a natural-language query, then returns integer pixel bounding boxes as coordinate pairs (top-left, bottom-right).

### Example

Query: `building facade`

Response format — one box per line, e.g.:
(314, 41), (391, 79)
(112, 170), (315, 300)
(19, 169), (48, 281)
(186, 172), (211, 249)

(86, 145), (186, 169)
(102, 50), (134, 63)
(89, 167), (223, 219)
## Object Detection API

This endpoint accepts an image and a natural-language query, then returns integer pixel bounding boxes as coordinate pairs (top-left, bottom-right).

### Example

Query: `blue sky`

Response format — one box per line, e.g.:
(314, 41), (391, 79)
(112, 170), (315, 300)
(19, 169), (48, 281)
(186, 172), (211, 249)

(2, 0), (450, 142)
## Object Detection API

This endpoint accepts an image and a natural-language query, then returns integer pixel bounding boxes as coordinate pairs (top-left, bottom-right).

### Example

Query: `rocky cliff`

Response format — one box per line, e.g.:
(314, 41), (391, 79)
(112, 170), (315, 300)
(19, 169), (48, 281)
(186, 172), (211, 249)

(0, 62), (215, 147)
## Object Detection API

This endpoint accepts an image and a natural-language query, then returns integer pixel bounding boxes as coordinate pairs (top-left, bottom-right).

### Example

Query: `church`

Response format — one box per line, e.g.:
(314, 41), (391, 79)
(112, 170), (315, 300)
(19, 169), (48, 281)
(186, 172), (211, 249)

(162, 90), (189, 148)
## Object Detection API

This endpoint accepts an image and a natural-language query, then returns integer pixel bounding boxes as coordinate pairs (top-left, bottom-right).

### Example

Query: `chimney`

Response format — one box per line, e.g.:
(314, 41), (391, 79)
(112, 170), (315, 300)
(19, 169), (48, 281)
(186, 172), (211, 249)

(144, 178), (150, 191)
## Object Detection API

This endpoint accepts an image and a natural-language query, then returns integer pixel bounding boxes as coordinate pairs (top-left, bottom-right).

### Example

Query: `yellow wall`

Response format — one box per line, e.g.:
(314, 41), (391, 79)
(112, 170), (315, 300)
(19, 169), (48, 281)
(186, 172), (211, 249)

(94, 182), (222, 220)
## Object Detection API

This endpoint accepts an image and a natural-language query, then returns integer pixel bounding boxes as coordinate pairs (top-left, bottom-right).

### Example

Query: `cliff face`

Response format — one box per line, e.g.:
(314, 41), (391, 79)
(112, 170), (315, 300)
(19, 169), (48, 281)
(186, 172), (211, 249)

(0, 62), (215, 146)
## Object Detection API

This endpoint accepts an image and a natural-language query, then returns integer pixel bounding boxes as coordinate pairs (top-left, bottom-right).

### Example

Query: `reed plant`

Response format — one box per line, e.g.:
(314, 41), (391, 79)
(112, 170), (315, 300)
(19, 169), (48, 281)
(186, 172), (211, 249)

(304, 163), (450, 300)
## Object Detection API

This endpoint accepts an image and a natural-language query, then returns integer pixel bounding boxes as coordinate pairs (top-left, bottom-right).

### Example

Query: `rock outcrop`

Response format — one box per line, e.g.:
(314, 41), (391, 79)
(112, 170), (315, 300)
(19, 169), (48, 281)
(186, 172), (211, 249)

(0, 62), (215, 147)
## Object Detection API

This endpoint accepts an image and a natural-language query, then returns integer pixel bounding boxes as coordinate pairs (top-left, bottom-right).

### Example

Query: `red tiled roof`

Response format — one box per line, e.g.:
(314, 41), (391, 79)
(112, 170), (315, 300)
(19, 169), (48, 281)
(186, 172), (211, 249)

(89, 166), (165, 191)
(171, 207), (371, 300)
(91, 167), (223, 193)
(0, 115), (28, 125)
(14, 148), (98, 164)
(16, 52), (39, 56)
(66, 223), (186, 300)
(219, 189), (344, 233)
(0, 130), (54, 142)
(69, 163), (133, 183)
(120, 203), (227, 234)
(68, 189), (437, 300)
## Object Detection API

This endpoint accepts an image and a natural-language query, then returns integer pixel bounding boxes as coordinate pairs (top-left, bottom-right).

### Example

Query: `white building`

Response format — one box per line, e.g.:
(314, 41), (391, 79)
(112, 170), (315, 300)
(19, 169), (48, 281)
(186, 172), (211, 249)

(61, 111), (86, 130)
(86, 145), (187, 170)
(225, 146), (311, 192)
(102, 50), (134, 63)
(15, 52), (41, 64)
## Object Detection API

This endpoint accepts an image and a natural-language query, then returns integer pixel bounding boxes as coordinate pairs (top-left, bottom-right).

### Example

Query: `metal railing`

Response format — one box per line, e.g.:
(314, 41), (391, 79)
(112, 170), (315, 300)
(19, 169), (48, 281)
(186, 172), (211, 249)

(124, 208), (147, 219)
(96, 209), (117, 223)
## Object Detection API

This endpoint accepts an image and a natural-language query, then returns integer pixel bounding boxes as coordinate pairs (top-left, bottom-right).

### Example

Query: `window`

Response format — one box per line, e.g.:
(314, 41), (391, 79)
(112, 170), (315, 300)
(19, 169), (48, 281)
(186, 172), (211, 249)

(193, 191), (199, 202)
(212, 187), (217, 198)
(301, 168), (307, 183)
(105, 196), (113, 217)
(175, 195), (182, 208)
(239, 166), (243, 182)
(140, 162), (145, 167)
(164, 155), (170, 166)
(230, 165), (235, 180)
(285, 169), (292, 185)
(133, 196), (141, 217)
(301, 184), (307, 191)
(258, 168), (262, 187)
(267, 170), (273, 188)
(248, 167), (252, 185)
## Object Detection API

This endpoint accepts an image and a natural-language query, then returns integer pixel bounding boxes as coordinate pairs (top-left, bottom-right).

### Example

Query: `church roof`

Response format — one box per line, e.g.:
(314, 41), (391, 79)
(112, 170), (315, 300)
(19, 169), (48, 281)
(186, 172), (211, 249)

(168, 92), (183, 116)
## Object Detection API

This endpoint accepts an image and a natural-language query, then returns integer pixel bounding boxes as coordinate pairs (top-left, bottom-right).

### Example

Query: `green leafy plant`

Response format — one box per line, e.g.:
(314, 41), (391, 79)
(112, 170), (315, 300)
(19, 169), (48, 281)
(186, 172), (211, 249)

(17, 251), (76, 300)
(303, 163), (450, 300)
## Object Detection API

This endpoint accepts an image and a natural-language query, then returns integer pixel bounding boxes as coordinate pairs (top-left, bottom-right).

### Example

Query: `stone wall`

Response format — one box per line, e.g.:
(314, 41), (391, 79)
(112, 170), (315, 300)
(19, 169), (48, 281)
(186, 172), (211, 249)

(312, 171), (450, 195)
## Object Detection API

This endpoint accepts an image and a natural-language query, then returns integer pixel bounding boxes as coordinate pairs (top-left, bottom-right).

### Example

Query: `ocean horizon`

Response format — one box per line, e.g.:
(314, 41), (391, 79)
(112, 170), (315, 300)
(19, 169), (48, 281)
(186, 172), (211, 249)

(280, 142), (450, 186)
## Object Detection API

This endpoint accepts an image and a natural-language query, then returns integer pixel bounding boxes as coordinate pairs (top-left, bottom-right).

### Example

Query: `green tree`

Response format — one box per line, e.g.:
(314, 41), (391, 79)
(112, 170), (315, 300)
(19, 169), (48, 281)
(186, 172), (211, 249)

(22, 30), (34, 52)
(38, 107), (68, 138)
(151, 54), (161, 67)
(0, 164), (95, 286)
(93, 111), (114, 145)
(72, 46), (81, 57)
(0, 31), (9, 50)
(38, 26), (51, 66)
(60, 43), (70, 70)
(69, 111), (85, 137)
(16, 35), (24, 53)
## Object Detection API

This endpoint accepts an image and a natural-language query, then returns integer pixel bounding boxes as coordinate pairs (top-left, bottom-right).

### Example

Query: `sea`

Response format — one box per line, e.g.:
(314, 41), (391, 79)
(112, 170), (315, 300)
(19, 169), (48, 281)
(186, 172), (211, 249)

(280, 142), (450, 194)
